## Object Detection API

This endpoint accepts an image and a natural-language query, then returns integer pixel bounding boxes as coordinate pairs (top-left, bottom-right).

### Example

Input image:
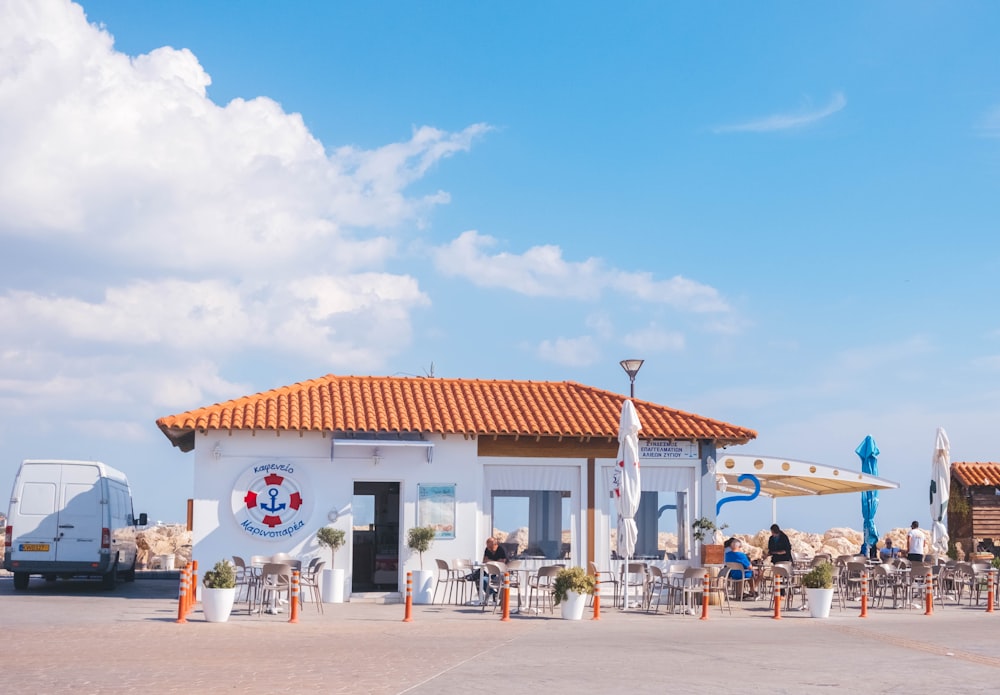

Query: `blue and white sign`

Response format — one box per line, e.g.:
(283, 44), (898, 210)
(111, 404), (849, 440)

(639, 440), (698, 460)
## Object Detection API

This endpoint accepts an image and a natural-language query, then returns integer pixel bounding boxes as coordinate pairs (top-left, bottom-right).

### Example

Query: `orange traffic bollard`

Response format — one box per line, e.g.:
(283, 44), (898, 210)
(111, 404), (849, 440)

(772, 575), (782, 620)
(924, 571), (933, 616)
(190, 560), (198, 615)
(182, 563), (192, 616)
(988, 569), (996, 613)
(175, 565), (188, 624)
(700, 573), (709, 620)
(592, 576), (601, 620)
(403, 571), (413, 622)
(288, 569), (300, 624)
(859, 570), (868, 618)
(500, 572), (511, 621)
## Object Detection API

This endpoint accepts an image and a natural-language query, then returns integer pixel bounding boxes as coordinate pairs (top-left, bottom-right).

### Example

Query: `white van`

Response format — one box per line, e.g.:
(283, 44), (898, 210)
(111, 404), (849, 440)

(3, 459), (147, 590)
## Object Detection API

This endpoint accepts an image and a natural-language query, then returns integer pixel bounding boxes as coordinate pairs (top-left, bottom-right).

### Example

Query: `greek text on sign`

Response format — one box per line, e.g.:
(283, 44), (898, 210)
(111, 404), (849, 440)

(231, 461), (311, 541)
(639, 440), (698, 459)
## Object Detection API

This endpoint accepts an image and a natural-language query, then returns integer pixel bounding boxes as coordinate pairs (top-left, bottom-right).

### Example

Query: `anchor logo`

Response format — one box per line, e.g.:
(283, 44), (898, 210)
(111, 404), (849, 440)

(260, 488), (286, 514)
(242, 472), (303, 528)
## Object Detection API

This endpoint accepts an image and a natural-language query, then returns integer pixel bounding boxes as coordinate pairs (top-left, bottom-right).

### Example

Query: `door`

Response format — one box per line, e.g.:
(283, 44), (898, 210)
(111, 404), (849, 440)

(54, 464), (103, 563)
(352, 481), (400, 592)
(9, 463), (61, 564)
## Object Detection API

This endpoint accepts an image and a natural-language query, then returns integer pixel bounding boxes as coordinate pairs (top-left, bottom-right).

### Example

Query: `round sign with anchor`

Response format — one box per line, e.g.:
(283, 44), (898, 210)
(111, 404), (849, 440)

(231, 461), (311, 540)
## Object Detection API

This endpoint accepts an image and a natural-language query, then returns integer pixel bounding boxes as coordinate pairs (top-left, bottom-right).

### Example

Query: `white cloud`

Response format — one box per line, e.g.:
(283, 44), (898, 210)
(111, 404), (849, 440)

(434, 230), (730, 313)
(623, 326), (685, 353)
(977, 104), (1000, 137)
(0, 0), (485, 422)
(536, 336), (601, 367)
(713, 92), (846, 134)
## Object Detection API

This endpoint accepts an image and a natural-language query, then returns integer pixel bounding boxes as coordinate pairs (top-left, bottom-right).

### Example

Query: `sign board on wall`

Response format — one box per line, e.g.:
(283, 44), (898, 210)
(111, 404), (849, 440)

(417, 484), (456, 539)
(639, 440), (698, 460)
(231, 461), (312, 541)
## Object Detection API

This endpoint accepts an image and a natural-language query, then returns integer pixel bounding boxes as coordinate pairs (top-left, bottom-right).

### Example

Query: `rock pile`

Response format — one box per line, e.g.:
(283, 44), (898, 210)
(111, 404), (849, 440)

(136, 524), (192, 569)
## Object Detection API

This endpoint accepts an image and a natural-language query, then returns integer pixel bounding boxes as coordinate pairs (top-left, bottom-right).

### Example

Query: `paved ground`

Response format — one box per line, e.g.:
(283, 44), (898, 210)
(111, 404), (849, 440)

(3, 573), (1000, 694)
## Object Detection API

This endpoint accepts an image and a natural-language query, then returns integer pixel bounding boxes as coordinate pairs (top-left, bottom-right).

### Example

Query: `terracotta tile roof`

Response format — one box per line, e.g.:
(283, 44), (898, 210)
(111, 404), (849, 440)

(952, 462), (1000, 488)
(156, 374), (756, 453)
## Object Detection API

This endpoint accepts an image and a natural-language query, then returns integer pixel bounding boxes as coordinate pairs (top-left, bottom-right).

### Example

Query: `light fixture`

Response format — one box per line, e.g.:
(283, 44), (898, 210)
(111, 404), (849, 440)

(372, 447), (382, 466)
(619, 359), (644, 398)
(212, 443), (222, 461)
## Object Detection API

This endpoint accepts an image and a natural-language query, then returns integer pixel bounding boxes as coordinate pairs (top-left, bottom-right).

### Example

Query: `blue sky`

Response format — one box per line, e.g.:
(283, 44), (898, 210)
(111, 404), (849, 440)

(2, 1), (1000, 535)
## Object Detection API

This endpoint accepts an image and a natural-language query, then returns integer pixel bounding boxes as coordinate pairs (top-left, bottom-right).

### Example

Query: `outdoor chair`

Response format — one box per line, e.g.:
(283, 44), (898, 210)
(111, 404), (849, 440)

(671, 567), (710, 616)
(723, 561), (753, 601)
(527, 565), (560, 614)
(619, 562), (648, 609)
(588, 561), (619, 608)
(258, 562), (293, 615)
(432, 558), (464, 605)
(298, 560), (324, 613)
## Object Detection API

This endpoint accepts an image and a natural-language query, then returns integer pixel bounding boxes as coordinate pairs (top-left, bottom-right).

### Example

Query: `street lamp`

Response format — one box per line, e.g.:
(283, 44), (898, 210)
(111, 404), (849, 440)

(619, 359), (644, 398)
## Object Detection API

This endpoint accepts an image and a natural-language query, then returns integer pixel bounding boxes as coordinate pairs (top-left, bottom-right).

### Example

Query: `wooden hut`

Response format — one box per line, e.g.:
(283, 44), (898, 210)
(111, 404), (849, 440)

(949, 461), (1000, 557)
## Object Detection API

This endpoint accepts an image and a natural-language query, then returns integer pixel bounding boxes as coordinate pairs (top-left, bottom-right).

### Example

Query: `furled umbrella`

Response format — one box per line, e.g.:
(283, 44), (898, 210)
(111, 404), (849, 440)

(930, 427), (951, 556)
(855, 435), (880, 554)
(613, 399), (642, 609)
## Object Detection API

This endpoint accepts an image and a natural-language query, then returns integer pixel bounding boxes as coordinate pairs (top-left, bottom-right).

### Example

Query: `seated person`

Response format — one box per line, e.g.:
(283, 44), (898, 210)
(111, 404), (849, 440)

(723, 538), (758, 597)
(879, 539), (900, 561)
(480, 536), (507, 601)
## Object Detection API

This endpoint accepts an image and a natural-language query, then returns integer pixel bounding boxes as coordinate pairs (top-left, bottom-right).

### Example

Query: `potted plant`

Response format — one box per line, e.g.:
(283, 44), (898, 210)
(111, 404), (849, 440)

(692, 517), (728, 565)
(407, 525), (437, 604)
(316, 526), (346, 603)
(801, 562), (835, 618)
(552, 566), (597, 620)
(201, 559), (238, 623)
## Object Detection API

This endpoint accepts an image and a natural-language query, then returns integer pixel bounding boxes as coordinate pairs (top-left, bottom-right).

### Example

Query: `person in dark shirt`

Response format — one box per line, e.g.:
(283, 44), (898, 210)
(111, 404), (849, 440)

(766, 524), (793, 564)
(480, 537), (508, 601)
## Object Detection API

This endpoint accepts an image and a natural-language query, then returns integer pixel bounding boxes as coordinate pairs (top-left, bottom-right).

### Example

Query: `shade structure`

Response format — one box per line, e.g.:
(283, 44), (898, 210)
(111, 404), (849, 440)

(930, 427), (951, 556)
(714, 455), (899, 498)
(856, 435), (880, 551)
(613, 400), (641, 608)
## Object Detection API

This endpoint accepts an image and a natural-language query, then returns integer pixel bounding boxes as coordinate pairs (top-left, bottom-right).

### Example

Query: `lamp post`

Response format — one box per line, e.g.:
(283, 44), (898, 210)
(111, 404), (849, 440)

(619, 359), (644, 398)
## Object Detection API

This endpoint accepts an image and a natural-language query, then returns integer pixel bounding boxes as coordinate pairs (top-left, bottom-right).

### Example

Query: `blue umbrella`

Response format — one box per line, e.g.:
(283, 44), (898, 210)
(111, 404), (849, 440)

(856, 435), (880, 551)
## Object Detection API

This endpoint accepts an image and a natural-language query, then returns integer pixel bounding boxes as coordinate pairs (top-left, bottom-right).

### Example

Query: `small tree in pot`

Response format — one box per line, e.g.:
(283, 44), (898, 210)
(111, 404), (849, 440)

(201, 559), (237, 623)
(552, 566), (597, 605)
(316, 527), (346, 569)
(407, 526), (436, 570)
(801, 562), (835, 618)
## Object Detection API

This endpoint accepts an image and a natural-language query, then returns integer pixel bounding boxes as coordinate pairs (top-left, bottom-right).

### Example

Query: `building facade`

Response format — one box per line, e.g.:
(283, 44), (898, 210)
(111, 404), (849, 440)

(156, 375), (756, 598)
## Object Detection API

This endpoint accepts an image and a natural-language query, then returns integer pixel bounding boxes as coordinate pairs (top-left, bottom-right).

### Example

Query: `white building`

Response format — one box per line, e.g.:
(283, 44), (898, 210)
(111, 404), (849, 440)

(156, 374), (757, 599)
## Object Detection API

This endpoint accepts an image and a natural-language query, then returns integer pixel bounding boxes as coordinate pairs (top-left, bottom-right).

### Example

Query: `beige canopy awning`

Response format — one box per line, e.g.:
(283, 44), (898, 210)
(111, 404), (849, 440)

(715, 454), (899, 498)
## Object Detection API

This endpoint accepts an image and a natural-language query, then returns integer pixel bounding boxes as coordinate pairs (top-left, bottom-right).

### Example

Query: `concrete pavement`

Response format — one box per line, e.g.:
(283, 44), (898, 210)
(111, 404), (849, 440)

(2, 574), (999, 694)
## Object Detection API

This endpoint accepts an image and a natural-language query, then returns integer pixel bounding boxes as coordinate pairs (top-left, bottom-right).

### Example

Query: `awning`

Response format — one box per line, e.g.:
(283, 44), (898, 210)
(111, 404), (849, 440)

(716, 455), (899, 498)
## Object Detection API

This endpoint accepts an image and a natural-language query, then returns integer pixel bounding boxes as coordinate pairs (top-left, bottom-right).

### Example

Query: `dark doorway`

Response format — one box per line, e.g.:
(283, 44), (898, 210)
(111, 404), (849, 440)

(352, 481), (400, 592)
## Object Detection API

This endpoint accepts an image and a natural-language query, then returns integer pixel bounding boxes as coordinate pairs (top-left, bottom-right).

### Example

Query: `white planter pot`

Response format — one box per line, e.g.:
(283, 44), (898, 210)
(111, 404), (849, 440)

(412, 569), (434, 604)
(322, 568), (345, 603)
(202, 586), (237, 623)
(805, 587), (834, 618)
(560, 590), (587, 620)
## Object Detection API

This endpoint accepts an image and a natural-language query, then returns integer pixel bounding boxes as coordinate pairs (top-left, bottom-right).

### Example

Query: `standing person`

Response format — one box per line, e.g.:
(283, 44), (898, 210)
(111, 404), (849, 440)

(907, 521), (925, 562)
(766, 524), (794, 565)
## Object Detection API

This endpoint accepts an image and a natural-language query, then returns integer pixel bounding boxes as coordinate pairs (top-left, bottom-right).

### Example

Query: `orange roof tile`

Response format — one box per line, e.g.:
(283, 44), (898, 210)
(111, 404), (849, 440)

(156, 374), (757, 452)
(952, 462), (1000, 488)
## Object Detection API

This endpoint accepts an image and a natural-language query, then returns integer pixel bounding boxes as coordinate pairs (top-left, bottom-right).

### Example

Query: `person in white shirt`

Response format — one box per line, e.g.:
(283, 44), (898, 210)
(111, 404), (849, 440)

(907, 521), (925, 561)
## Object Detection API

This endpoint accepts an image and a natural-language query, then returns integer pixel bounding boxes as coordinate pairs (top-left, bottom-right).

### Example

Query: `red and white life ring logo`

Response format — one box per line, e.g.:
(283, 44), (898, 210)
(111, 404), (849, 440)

(232, 462), (310, 541)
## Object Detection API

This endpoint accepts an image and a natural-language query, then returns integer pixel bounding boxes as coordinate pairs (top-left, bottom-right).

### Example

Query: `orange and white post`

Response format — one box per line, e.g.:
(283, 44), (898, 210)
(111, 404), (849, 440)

(500, 571), (511, 621)
(859, 570), (868, 618)
(288, 569), (300, 624)
(924, 570), (934, 616)
(988, 568), (996, 614)
(699, 572), (709, 620)
(175, 563), (188, 624)
(772, 575), (782, 620)
(592, 575), (601, 620)
(403, 571), (413, 623)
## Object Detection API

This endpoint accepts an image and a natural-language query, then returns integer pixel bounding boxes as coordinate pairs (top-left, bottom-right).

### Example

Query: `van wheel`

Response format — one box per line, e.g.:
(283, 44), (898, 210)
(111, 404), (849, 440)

(101, 563), (118, 591)
(13, 573), (29, 590)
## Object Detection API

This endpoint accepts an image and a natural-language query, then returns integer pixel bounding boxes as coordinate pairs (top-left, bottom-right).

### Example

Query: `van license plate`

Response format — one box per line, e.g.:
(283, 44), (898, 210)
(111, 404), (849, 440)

(19, 543), (50, 552)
